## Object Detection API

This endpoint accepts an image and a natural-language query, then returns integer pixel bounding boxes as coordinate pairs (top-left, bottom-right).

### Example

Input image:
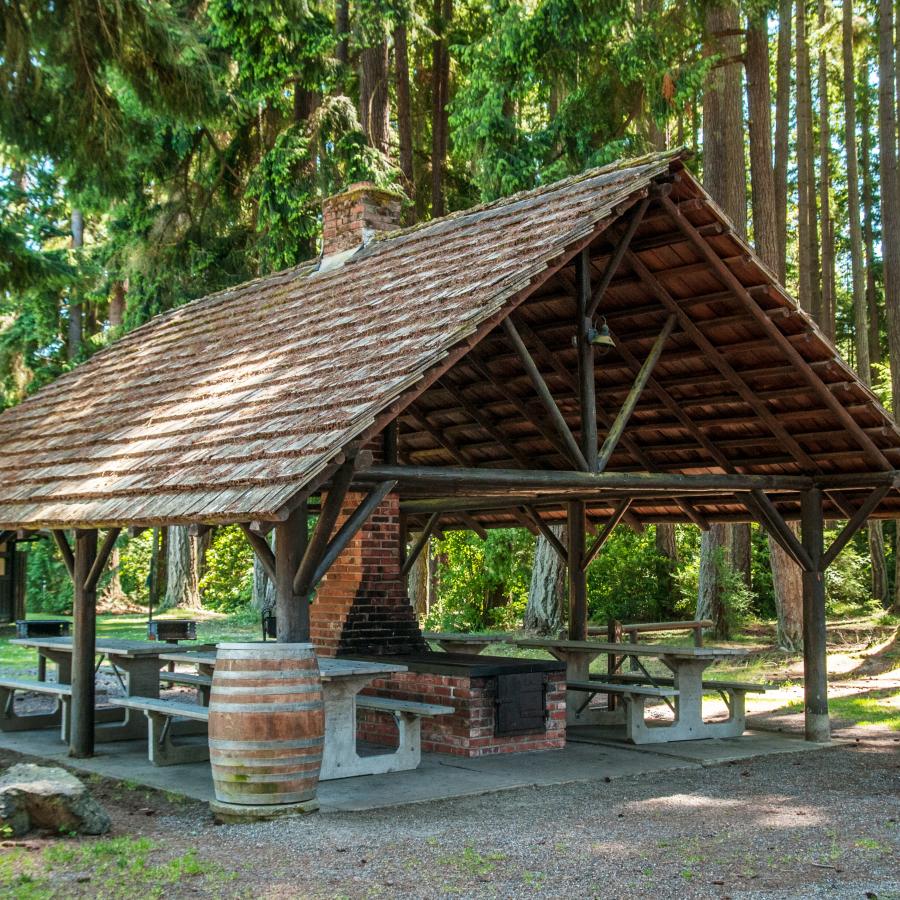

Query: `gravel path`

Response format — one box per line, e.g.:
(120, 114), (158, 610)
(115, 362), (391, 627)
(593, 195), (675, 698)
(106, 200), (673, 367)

(4, 722), (894, 899)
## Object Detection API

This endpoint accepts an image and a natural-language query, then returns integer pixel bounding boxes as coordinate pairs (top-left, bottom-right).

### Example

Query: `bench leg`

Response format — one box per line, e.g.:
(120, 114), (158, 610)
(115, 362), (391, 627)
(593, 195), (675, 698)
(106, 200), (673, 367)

(0, 687), (65, 736)
(145, 712), (209, 767)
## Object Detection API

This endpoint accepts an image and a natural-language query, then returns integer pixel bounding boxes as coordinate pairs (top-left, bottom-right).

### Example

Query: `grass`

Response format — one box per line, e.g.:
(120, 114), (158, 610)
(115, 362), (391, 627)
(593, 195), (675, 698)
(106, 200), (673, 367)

(785, 689), (900, 731)
(0, 836), (237, 899)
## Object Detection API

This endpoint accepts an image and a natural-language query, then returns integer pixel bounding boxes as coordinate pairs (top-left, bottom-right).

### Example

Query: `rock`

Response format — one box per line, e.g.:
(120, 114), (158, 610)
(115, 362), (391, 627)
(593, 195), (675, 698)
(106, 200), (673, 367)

(0, 764), (110, 836)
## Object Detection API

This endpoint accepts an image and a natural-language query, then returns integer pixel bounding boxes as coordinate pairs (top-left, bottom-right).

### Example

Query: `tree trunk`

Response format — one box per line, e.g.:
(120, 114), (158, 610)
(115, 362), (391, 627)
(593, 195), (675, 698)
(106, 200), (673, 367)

(430, 0), (452, 217)
(817, 0), (836, 340)
(796, 0), (820, 317)
(335, 0), (349, 73)
(701, 0), (745, 625)
(148, 527), (167, 610)
(359, 39), (390, 154)
(746, 12), (779, 271)
(702, 0), (747, 238)
(525, 527), (566, 635)
(655, 524), (678, 617)
(109, 281), (125, 330)
(408, 548), (428, 616)
(394, 22), (415, 206)
(861, 68), (881, 378)
(771, 530), (804, 649)
(163, 526), (202, 610)
(697, 523), (731, 640)
(877, 0), (900, 613)
(68, 209), (84, 361)
(774, 0), (793, 280)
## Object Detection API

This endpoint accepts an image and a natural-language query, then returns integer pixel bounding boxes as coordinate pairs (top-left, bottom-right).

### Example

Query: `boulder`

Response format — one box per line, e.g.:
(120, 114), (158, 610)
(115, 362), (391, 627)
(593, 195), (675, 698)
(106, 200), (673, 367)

(0, 764), (110, 836)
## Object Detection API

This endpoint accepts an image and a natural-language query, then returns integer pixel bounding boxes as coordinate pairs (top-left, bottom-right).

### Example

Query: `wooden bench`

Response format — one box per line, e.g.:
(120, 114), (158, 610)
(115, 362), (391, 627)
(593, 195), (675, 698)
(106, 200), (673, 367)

(109, 696), (210, 766)
(588, 619), (713, 646)
(159, 671), (211, 705)
(0, 678), (72, 740)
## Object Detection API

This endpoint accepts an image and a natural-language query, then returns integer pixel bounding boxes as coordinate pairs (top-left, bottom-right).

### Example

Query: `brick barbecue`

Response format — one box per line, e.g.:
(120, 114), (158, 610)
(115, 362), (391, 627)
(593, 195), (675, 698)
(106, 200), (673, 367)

(357, 655), (566, 757)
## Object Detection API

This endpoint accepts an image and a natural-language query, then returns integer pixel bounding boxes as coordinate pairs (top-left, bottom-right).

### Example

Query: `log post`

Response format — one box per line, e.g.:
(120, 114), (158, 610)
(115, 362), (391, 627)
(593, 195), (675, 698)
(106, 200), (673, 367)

(575, 249), (598, 469)
(800, 488), (829, 742)
(275, 502), (309, 642)
(567, 500), (587, 640)
(70, 529), (98, 758)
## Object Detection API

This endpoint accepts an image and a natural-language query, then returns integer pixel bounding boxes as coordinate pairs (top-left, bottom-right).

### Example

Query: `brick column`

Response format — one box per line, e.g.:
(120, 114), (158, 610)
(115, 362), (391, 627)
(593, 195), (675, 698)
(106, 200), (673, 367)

(310, 491), (426, 657)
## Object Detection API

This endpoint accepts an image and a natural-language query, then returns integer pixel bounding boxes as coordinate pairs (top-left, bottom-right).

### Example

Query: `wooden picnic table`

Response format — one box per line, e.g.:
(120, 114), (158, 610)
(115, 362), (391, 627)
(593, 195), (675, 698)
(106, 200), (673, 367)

(514, 637), (750, 741)
(12, 637), (205, 742)
(160, 650), (410, 779)
(423, 632), (510, 655)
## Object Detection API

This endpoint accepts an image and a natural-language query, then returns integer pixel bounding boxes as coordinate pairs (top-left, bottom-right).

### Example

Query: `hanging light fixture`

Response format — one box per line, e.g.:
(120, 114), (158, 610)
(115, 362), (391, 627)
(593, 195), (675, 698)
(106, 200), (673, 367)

(587, 317), (615, 354)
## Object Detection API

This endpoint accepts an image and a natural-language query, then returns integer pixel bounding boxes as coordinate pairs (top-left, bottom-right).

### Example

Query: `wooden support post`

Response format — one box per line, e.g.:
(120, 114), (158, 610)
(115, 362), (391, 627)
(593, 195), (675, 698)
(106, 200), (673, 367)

(800, 488), (829, 743)
(596, 315), (676, 473)
(576, 249), (598, 469)
(567, 500), (587, 641)
(275, 502), (309, 642)
(70, 529), (98, 758)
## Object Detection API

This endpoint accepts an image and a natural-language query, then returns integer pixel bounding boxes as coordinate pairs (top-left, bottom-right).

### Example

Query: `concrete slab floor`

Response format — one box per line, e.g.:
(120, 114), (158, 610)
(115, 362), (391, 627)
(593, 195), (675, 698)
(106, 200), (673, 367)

(0, 728), (831, 814)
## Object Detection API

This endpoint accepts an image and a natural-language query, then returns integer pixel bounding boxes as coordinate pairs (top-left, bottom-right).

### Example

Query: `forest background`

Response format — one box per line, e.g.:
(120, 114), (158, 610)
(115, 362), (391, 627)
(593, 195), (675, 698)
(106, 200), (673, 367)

(2, 0), (900, 645)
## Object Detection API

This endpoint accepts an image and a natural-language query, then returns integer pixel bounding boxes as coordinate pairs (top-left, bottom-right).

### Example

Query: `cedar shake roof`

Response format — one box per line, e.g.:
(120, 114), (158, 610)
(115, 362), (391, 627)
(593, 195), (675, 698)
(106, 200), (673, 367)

(2, 149), (899, 530)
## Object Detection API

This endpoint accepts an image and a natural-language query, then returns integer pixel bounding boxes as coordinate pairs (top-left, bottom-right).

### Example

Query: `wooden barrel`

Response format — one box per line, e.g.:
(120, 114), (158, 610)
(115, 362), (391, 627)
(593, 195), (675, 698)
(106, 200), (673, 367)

(208, 643), (324, 806)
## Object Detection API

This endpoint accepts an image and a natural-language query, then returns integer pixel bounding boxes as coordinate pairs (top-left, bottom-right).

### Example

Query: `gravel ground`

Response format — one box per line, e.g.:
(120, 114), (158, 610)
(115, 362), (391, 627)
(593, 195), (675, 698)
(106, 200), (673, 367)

(2, 723), (897, 899)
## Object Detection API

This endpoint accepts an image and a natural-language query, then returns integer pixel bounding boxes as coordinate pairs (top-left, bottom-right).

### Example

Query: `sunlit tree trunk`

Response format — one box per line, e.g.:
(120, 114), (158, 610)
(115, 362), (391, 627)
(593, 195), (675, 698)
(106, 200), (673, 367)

(394, 22), (415, 206)
(697, 524), (731, 639)
(774, 0), (793, 281)
(817, 0), (836, 340)
(68, 209), (83, 361)
(163, 526), (202, 610)
(655, 524), (678, 617)
(430, 0), (452, 217)
(525, 527), (566, 635)
(877, 0), (900, 612)
(360, 39), (390, 154)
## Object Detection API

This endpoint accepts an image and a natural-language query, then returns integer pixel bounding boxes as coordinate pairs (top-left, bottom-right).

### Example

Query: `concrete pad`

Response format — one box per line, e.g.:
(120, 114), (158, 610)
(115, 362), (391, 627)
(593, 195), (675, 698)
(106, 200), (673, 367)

(567, 725), (836, 766)
(0, 726), (832, 814)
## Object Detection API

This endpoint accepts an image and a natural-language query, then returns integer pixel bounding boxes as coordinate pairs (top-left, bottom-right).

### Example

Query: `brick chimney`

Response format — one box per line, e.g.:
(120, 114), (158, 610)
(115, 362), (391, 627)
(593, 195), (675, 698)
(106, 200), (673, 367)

(321, 182), (404, 260)
(310, 439), (427, 658)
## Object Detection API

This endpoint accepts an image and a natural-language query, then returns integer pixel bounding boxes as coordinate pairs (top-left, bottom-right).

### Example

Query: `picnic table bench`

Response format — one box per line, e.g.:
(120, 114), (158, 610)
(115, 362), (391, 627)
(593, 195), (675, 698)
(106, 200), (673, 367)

(587, 619), (713, 647)
(0, 678), (73, 740)
(152, 651), (453, 778)
(423, 632), (510, 654)
(515, 637), (756, 743)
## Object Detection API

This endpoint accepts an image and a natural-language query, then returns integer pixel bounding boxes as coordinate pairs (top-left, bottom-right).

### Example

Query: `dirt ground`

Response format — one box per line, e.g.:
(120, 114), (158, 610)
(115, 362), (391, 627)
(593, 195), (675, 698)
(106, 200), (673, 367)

(0, 717), (897, 900)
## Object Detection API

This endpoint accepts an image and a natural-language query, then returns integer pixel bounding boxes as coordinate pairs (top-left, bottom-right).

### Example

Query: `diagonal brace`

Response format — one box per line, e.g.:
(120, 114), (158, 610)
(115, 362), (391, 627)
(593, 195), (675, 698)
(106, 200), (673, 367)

(400, 513), (441, 578)
(503, 317), (589, 472)
(749, 489), (814, 571)
(240, 524), (276, 583)
(822, 485), (891, 569)
(596, 314), (676, 473)
(522, 506), (568, 564)
(84, 528), (121, 593)
(582, 499), (632, 570)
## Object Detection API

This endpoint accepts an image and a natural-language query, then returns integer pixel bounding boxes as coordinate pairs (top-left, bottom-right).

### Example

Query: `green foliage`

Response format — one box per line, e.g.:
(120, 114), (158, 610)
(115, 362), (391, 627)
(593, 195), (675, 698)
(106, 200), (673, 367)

(23, 540), (73, 615)
(198, 526), (254, 611)
(425, 529), (533, 631)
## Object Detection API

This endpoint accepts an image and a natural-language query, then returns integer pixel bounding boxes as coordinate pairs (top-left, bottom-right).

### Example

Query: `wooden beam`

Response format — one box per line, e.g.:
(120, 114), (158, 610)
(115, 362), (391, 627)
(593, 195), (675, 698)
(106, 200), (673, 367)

(383, 421), (399, 465)
(582, 499), (631, 570)
(502, 317), (589, 471)
(466, 353), (576, 465)
(438, 375), (532, 468)
(52, 530), (75, 579)
(187, 523), (212, 538)
(624, 248), (820, 471)
(400, 513), (441, 578)
(84, 528), (121, 593)
(522, 506), (567, 564)
(311, 481), (397, 586)
(293, 459), (355, 596)
(596, 315), (676, 473)
(822, 485), (891, 569)
(586, 195), (651, 318)
(749, 489), (814, 571)
(660, 194), (893, 472)
(240, 524), (277, 583)
(404, 408), (474, 466)
(457, 512), (488, 540)
(576, 248), (598, 469)
(357, 464), (814, 492)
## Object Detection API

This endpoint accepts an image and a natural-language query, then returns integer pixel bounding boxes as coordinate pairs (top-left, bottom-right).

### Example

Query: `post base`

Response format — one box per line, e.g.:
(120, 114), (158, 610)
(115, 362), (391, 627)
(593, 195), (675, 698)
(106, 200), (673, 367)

(209, 798), (319, 824)
(804, 712), (831, 744)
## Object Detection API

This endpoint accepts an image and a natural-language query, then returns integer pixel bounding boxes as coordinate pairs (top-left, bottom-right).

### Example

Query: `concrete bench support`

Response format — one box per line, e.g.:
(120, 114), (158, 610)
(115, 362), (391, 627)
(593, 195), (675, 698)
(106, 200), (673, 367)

(0, 679), (73, 741)
(109, 697), (210, 766)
